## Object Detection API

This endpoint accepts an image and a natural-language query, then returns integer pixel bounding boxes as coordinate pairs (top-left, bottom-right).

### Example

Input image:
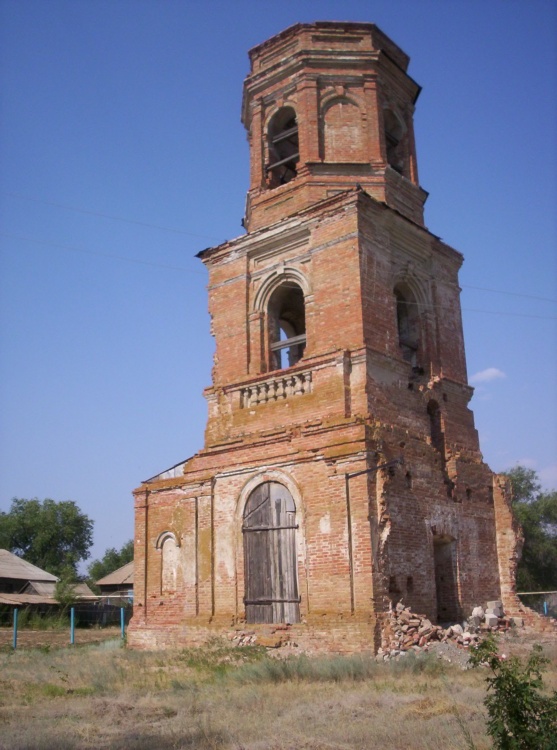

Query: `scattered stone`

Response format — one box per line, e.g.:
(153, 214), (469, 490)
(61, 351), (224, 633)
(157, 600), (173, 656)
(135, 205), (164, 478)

(487, 600), (504, 618)
(381, 599), (516, 660)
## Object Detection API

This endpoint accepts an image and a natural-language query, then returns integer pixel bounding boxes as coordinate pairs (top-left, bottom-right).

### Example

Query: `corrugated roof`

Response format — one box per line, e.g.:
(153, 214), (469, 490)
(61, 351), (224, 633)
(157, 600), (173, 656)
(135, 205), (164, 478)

(96, 561), (134, 587)
(0, 549), (58, 582)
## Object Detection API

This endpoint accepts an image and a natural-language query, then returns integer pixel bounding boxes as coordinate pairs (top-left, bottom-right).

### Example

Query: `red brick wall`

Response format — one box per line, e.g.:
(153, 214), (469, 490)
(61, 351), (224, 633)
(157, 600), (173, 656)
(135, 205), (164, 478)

(128, 23), (519, 652)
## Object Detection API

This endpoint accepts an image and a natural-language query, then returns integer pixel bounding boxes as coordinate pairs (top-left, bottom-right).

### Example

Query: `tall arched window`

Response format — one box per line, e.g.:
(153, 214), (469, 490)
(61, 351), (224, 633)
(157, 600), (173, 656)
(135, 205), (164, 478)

(266, 107), (299, 188)
(243, 481), (300, 624)
(394, 283), (420, 366)
(433, 535), (459, 622)
(268, 282), (306, 370)
(384, 108), (405, 175)
(427, 400), (445, 455)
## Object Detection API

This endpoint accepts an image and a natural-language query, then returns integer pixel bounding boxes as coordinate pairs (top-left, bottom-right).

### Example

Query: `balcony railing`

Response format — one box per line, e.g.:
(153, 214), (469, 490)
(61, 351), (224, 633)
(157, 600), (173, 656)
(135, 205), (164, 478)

(240, 370), (312, 408)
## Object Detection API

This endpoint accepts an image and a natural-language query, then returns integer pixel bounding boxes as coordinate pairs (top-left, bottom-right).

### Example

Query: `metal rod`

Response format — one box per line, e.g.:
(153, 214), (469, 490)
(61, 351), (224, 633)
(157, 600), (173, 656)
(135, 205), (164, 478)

(210, 479), (215, 618)
(70, 607), (75, 645)
(244, 597), (301, 605)
(266, 152), (300, 171)
(271, 125), (298, 144)
(242, 524), (299, 532)
(120, 607), (125, 639)
(346, 457), (404, 480)
(13, 608), (18, 650)
(343, 457), (404, 615)
(516, 590), (557, 595)
(345, 473), (355, 614)
(270, 334), (306, 351)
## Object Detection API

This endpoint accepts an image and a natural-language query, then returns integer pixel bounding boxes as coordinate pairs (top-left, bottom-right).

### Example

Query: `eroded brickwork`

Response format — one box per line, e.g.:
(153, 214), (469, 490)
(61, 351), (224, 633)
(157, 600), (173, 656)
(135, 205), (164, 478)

(128, 22), (518, 653)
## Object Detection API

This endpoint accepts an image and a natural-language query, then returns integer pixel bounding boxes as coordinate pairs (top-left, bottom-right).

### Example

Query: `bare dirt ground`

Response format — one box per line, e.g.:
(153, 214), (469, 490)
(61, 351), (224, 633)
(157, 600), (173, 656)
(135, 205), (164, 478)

(0, 627), (121, 652)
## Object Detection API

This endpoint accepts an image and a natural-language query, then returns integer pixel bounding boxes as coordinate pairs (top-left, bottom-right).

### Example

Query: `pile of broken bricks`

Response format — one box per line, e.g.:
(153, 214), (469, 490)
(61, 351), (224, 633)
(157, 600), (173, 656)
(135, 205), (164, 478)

(226, 600), (529, 656)
(378, 600), (524, 660)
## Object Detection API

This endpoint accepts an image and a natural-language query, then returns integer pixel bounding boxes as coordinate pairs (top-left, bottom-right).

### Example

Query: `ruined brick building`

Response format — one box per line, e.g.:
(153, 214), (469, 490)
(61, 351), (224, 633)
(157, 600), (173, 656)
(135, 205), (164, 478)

(128, 22), (521, 652)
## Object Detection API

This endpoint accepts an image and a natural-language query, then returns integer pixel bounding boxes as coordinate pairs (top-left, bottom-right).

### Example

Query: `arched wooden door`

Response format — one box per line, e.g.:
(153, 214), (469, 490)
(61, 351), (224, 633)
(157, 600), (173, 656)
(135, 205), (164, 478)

(242, 481), (300, 624)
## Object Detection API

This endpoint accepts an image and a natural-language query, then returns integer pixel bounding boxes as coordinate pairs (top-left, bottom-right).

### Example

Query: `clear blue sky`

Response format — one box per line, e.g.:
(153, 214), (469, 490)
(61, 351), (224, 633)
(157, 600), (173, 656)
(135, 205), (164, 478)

(1, 0), (556, 568)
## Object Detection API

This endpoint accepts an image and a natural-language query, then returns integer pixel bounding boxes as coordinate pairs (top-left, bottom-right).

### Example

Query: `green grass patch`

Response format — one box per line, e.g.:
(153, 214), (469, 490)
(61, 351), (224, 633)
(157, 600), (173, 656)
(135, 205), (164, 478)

(40, 683), (67, 698)
(227, 649), (448, 686)
(176, 637), (267, 676)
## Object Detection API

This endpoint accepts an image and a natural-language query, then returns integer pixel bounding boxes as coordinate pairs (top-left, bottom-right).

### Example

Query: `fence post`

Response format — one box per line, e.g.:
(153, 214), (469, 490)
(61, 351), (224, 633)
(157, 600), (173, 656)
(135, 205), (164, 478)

(70, 607), (75, 645)
(13, 608), (18, 650)
(120, 607), (125, 640)
(544, 600), (548, 616)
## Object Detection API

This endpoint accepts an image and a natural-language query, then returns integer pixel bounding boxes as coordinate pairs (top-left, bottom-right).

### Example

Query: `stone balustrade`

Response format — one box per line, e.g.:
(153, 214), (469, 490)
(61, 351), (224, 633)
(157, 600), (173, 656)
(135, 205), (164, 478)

(240, 371), (312, 408)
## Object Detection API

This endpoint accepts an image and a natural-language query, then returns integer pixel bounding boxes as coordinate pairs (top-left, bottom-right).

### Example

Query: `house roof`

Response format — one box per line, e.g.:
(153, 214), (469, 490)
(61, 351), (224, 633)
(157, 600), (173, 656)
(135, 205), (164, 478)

(0, 592), (57, 606)
(0, 549), (58, 582)
(96, 561), (134, 587)
(23, 581), (96, 598)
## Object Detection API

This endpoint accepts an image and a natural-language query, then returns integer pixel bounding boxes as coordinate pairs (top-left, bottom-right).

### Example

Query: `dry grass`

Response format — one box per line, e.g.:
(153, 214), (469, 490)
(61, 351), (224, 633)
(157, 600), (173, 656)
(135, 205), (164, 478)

(0, 632), (554, 750)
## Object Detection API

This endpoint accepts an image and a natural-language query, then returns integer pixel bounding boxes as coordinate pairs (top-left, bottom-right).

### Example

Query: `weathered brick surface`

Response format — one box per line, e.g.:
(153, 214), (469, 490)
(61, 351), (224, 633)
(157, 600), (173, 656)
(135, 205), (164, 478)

(128, 23), (518, 653)
(241, 22), (426, 232)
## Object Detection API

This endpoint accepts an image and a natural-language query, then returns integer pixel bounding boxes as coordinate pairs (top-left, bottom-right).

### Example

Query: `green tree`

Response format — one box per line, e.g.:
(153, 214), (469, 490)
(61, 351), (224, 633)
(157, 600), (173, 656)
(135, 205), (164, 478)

(470, 634), (557, 749)
(503, 466), (557, 592)
(54, 572), (79, 611)
(87, 539), (134, 583)
(0, 498), (94, 578)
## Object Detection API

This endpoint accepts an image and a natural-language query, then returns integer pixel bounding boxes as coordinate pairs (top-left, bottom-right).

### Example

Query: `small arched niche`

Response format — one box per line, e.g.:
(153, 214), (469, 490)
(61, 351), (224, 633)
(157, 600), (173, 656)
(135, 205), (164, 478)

(266, 107), (299, 188)
(156, 531), (180, 595)
(268, 281), (306, 370)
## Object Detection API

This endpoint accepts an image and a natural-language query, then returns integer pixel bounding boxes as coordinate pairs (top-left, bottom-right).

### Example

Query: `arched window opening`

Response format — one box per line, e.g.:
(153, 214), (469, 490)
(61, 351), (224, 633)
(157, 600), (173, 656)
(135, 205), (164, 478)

(266, 107), (299, 188)
(427, 400), (445, 455)
(394, 284), (420, 366)
(384, 109), (404, 175)
(268, 282), (306, 370)
(242, 481), (300, 624)
(433, 535), (459, 623)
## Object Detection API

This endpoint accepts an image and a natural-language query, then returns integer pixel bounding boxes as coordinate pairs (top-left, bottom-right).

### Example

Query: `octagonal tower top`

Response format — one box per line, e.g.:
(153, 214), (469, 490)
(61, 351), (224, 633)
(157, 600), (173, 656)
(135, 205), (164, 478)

(241, 22), (428, 232)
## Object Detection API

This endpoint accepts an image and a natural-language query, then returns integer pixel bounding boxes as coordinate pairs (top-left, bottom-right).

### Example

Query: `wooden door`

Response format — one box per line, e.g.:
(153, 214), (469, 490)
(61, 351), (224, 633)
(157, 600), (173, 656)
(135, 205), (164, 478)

(243, 482), (300, 624)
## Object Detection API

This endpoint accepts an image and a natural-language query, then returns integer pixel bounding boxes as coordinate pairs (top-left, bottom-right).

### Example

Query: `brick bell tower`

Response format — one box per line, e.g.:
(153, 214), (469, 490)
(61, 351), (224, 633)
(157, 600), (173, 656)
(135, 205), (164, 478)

(128, 23), (520, 652)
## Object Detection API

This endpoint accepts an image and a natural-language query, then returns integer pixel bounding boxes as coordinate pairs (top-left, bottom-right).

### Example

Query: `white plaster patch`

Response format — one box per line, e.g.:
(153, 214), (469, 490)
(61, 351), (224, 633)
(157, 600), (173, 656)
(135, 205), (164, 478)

(216, 527), (235, 580)
(319, 512), (331, 534)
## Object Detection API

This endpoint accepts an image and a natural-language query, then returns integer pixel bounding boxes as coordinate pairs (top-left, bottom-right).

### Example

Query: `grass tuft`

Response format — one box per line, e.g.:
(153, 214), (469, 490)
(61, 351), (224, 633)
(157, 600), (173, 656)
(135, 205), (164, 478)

(230, 652), (382, 684)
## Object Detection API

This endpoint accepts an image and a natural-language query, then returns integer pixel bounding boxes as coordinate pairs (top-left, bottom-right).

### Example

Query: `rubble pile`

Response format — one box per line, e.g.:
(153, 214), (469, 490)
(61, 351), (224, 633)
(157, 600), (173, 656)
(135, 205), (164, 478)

(378, 600), (524, 660)
(229, 624), (292, 649)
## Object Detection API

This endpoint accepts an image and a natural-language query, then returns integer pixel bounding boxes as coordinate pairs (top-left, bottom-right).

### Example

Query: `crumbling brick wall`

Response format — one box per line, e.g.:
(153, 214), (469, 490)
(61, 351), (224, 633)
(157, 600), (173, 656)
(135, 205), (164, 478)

(128, 23), (520, 653)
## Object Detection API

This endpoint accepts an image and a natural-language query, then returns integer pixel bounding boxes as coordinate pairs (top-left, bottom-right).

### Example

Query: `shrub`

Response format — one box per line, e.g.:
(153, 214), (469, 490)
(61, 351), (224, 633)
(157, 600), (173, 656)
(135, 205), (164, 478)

(469, 634), (557, 749)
